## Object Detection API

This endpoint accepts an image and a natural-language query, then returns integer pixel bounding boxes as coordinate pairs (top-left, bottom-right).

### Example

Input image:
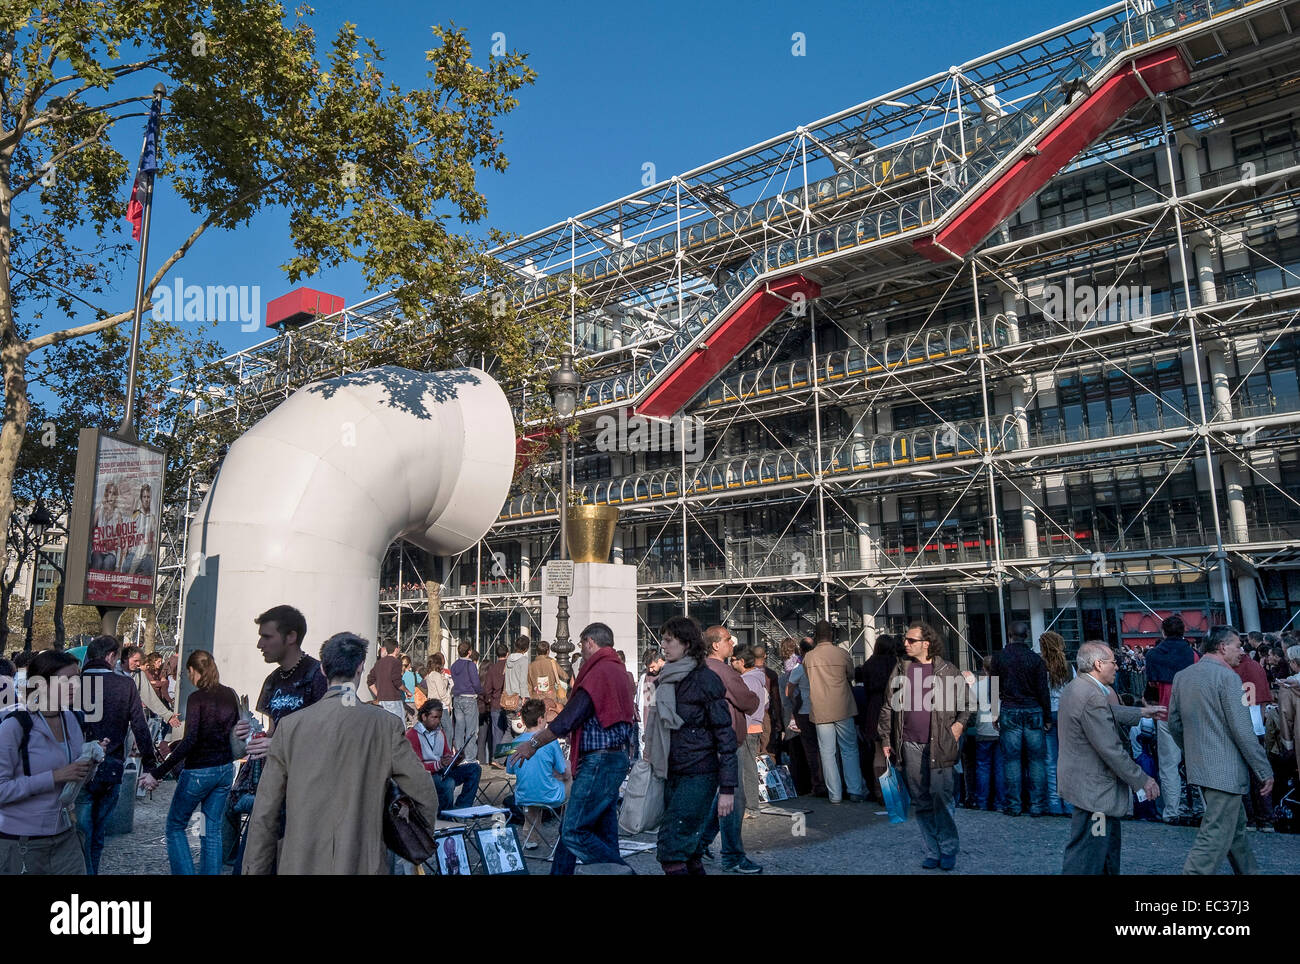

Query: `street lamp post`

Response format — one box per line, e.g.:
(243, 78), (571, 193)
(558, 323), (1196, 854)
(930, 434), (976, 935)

(548, 353), (581, 674)
(23, 500), (54, 653)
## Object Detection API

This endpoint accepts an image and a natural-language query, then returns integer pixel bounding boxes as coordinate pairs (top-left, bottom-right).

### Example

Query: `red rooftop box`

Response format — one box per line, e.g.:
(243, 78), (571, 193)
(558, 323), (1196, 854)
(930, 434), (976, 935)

(265, 287), (345, 329)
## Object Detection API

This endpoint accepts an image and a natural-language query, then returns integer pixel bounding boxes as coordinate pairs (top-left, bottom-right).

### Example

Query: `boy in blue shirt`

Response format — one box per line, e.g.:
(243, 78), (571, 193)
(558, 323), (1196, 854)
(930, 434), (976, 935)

(507, 699), (569, 849)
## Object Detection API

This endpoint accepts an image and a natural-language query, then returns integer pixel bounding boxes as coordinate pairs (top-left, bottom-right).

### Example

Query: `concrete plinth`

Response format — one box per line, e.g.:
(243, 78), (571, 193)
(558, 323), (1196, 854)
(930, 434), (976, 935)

(541, 563), (638, 669)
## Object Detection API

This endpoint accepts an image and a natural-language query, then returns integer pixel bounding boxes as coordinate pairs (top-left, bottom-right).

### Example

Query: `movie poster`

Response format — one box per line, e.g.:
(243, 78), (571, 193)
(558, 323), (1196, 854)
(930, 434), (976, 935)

(75, 433), (165, 607)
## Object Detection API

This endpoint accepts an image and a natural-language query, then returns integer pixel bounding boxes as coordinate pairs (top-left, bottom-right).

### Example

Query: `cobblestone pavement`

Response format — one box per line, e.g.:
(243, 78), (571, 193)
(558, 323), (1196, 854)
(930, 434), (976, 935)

(99, 777), (1300, 875)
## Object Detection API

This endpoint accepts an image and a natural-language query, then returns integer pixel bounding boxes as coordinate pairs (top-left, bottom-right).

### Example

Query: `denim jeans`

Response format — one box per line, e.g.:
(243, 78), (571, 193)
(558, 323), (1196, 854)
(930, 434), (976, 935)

(902, 741), (959, 860)
(973, 739), (1003, 810)
(816, 717), (865, 802)
(998, 707), (1047, 815)
(1045, 711), (1069, 814)
(551, 749), (631, 875)
(658, 772), (719, 863)
(702, 753), (747, 866)
(433, 763), (482, 813)
(451, 696), (479, 765)
(75, 779), (122, 875)
(166, 763), (235, 875)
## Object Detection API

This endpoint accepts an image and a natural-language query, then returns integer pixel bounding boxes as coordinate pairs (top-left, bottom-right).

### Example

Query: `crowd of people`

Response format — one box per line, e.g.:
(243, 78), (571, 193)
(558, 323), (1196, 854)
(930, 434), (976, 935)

(0, 606), (1296, 876)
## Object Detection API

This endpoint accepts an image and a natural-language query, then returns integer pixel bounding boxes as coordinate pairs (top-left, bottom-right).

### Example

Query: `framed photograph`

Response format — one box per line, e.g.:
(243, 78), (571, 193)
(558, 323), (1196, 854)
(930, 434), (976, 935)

(474, 825), (528, 875)
(433, 829), (471, 876)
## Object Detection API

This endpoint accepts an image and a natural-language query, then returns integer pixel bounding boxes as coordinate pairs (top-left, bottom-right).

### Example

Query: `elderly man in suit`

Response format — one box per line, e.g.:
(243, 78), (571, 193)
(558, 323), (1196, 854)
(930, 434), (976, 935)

(244, 631), (438, 875)
(1058, 640), (1165, 874)
(1168, 627), (1273, 875)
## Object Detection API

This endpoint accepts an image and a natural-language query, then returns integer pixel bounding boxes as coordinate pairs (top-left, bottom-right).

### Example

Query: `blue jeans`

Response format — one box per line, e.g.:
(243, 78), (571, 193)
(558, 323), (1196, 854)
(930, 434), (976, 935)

(433, 763), (482, 813)
(166, 763), (234, 875)
(75, 779), (122, 875)
(816, 717), (865, 802)
(998, 707), (1047, 815)
(1045, 711), (1069, 814)
(551, 749), (631, 876)
(702, 750), (748, 866)
(973, 740), (1005, 810)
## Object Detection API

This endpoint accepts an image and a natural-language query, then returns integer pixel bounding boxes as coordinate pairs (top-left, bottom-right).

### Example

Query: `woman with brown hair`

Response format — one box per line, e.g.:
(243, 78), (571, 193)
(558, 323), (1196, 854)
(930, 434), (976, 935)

(0, 650), (90, 874)
(1039, 630), (1074, 815)
(148, 650), (239, 874)
(649, 615), (738, 875)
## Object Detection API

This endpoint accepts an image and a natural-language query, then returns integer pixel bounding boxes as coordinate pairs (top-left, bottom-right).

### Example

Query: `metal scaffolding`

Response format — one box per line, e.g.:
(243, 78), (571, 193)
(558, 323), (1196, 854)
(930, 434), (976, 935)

(162, 0), (1300, 664)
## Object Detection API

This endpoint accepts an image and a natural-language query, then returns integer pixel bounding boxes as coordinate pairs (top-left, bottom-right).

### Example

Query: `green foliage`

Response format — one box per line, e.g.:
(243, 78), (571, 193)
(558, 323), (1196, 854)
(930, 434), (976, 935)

(0, 0), (552, 568)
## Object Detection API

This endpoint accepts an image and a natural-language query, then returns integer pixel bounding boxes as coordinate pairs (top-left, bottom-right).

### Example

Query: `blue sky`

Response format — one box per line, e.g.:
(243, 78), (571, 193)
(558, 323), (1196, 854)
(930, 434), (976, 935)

(55, 0), (1099, 358)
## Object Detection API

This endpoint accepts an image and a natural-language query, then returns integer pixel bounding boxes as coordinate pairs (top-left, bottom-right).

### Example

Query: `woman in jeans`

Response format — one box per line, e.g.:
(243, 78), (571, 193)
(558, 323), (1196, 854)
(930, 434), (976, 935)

(647, 616), (738, 876)
(149, 650), (239, 874)
(0, 651), (90, 874)
(1040, 631), (1075, 816)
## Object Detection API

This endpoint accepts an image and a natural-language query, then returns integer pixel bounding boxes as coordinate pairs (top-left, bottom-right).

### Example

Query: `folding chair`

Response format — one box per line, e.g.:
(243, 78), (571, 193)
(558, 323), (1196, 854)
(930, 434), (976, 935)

(517, 799), (566, 862)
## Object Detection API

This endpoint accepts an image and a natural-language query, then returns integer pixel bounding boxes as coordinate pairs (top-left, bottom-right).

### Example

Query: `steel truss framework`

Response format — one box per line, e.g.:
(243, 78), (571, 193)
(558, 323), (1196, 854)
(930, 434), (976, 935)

(160, 0), (1300, 664)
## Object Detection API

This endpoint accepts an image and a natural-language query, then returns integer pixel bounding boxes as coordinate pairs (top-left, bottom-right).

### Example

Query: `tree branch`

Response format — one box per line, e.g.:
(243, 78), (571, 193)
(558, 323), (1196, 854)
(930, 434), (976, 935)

(10, 120), (113, 196)
(16, 95), (151, 140)
(21, 176), (285, 354)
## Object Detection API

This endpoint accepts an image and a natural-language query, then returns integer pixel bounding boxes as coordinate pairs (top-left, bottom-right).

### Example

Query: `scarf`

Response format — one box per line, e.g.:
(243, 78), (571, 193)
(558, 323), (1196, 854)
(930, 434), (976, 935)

(570, 646), (636, 766)
(645, 658), (696, 779)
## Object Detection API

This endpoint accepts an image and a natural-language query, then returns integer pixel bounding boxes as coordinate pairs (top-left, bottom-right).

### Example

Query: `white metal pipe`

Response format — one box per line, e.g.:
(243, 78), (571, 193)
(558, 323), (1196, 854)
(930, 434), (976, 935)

(179, 367), (516, 707)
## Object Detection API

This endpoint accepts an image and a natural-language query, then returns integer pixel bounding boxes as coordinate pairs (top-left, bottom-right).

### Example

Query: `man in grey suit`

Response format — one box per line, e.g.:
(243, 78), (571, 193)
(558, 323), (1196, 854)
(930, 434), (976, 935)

(1168, 627), (1273, 875)
(1058, 641), (1165, 874)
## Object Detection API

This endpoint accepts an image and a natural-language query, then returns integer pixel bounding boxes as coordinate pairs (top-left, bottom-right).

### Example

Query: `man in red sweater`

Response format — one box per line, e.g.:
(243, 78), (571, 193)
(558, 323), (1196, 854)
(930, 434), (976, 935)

(509, 622), (635, 875)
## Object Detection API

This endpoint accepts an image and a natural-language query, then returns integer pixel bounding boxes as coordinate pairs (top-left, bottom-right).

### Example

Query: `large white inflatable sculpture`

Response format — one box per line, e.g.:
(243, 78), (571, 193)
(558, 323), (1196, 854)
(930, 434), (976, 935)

(179, 367), (516, 705)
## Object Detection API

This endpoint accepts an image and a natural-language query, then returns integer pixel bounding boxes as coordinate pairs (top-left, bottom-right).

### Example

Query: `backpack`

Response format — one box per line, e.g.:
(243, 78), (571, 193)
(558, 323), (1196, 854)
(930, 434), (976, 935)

(9, 709), (82, 777)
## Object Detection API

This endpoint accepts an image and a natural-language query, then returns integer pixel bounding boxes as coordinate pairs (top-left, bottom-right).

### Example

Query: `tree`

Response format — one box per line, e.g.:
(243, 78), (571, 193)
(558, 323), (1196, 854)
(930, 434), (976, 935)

(0, 1), (545, 570)
(1, 317), (228, 648)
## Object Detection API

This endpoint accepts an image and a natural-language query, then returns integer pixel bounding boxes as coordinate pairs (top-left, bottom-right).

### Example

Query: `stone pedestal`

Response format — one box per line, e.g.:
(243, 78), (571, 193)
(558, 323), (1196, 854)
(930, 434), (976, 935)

(541, 562), (638, 669)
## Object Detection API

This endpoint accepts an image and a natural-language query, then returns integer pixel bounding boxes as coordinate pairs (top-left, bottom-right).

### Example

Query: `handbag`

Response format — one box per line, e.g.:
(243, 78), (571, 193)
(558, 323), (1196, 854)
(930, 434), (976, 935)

(618, 758), (665, 834)
(382, 779), (437, 863)
(500, 692), (522, 712)
(879, 758), (911, 824)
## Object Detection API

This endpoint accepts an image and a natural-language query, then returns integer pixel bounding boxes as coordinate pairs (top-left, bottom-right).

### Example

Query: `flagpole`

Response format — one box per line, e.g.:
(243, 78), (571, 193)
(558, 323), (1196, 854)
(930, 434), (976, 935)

(117, 82), (166, 442)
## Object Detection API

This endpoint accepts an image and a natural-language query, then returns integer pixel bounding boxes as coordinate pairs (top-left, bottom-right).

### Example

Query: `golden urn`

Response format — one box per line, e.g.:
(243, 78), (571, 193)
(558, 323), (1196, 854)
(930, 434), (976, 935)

(566, 505), (619, 563)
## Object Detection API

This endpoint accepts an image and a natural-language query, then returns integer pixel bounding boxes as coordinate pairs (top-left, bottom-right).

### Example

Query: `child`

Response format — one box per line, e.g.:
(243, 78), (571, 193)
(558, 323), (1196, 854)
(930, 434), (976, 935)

(507, 699), (569, 849)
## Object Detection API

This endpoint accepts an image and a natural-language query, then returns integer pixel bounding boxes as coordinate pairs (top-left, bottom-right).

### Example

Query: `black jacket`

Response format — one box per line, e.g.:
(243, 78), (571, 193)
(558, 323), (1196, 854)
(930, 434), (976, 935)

(150, 684), (239, 779)
(667, 663), (739, 792)
(988, 643), (1051, 715)
(80, 661), (159, 772)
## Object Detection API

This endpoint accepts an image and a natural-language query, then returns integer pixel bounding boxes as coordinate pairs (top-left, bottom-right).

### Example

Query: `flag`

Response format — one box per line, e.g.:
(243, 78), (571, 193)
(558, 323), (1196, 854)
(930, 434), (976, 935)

(125, 97), (161, 241)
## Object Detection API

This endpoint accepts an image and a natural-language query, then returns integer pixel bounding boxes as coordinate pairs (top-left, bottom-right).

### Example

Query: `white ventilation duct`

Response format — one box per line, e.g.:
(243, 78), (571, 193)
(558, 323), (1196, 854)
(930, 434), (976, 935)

(179, 367), (516, 706)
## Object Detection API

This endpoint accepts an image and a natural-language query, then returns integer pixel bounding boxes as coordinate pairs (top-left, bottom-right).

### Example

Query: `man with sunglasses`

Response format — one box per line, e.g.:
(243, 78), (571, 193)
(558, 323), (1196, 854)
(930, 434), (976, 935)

(878, 622), (972, 870)
(1058, 641), (1164, 874)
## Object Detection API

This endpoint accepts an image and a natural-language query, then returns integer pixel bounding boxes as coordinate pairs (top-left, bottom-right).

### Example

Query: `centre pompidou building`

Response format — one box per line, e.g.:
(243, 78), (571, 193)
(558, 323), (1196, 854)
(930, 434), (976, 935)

(162, 0), (1300, 668)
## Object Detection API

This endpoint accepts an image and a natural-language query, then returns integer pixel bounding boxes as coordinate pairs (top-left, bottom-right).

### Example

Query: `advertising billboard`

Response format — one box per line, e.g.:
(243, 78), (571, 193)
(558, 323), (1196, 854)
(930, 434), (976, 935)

(65, 429), (166, 608)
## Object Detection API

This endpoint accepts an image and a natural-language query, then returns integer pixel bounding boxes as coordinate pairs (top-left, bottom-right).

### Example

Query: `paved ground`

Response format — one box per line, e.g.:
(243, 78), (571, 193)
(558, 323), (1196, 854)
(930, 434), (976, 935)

(99, 776), (1300, 875)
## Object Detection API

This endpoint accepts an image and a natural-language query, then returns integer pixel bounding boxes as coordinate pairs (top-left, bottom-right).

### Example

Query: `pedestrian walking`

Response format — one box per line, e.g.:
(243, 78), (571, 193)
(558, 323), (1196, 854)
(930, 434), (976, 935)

(0, 651), (89, 874)
(878, 622), (971, 870)
(509, 622), (636, 875)
(1169, 628), (1273, 875)
(244, 632), (438, 875)
(1057, 641), (1164, 874)
(648, 616), (738, 876)
(148, 650), (239, 875)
